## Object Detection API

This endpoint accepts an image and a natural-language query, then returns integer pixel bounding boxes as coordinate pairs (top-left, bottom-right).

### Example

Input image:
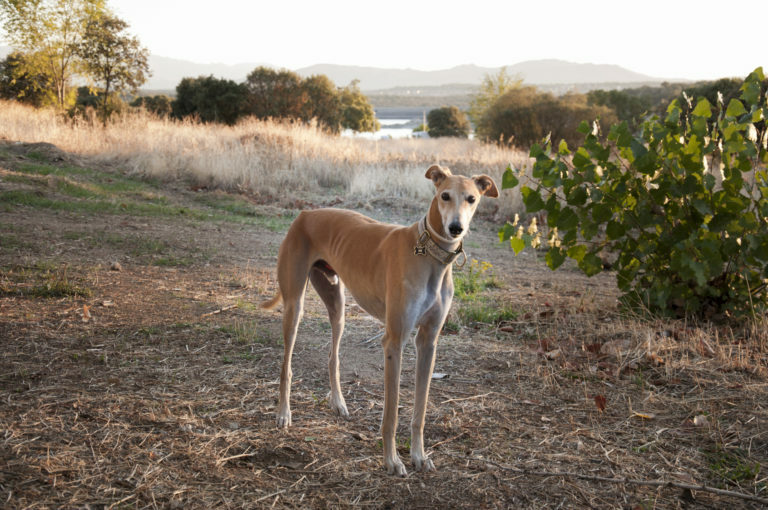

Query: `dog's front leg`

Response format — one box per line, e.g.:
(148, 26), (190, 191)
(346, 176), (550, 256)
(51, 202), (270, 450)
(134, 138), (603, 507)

(381, 333), (407, 476)
(411, 323), (440, 472)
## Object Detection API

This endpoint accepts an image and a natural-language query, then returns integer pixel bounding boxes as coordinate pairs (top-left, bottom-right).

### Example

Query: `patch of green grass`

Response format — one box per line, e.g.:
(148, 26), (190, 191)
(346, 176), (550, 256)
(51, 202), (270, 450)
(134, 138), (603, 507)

(0, 233), (32, 251)
(705, 446), (761, 486)
(193, 192), (295, 231)
(454, 259), (499, 301)
(0, 264), (92, 298)
(26, 150), (48, 162)
(138, 326), (161, 337)
(457, 298), (519, 326)
(220, 321), (275, 345)
(3, 162), (292, 230)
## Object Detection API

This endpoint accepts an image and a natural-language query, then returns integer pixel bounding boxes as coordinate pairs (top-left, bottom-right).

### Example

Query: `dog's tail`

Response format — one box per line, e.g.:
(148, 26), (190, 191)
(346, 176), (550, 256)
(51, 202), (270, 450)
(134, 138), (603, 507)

(260, 291), (283, 311)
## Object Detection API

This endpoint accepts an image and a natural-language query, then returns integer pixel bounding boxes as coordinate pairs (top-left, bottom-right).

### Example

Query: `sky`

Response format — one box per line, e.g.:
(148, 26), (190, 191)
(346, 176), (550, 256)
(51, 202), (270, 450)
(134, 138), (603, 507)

(7, 0), (767, 81)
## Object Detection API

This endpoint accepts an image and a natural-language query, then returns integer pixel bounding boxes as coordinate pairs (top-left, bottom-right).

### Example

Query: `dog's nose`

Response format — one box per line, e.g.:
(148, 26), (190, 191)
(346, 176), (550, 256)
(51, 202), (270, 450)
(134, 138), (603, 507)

(448, 222), (463, 237)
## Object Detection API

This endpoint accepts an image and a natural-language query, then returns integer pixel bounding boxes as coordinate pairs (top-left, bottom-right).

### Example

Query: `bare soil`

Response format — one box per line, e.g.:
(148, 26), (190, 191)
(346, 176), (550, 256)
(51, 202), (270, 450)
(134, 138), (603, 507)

(1, 141), (767, 509)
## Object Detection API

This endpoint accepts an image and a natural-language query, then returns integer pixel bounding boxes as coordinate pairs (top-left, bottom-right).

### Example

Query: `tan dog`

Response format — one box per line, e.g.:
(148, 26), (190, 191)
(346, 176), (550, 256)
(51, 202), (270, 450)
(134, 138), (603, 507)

(261, 165), (498, 476)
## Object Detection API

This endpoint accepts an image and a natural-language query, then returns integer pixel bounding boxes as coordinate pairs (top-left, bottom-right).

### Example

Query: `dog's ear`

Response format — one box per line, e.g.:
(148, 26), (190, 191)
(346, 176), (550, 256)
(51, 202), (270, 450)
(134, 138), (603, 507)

(425, 165), (451, 187)
(472, 174), (499, 198)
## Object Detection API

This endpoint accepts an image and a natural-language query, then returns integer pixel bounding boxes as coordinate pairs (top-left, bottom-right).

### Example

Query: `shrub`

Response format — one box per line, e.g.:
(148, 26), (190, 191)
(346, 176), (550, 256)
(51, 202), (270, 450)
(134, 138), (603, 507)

(427, 106), (470, 138)
(479, 87), (617, 148)
(0, 52), (53, 107)
(500, 68), (768, 318)
(339, 80), (379, 133)
(172, 75), (247, 125)
(244, 66), (304, 120)
(131, 95), (172, 117)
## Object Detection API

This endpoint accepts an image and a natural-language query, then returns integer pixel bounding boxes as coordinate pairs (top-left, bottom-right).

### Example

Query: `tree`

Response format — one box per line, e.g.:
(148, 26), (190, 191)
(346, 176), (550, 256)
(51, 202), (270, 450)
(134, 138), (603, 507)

(172, 75), (247, 125)
(339, 80), (379, 133)
(469, 67), (522, 131)
(587, 89), (651, 130)
(0, 51), (52, 105)
(0, 0), (107, 108)
(427, 106), (470, 138)
(76, 13), (149, 124)
(130, 94), (172, 117)
(244, 66), (305, 120)
(70, 84), (125, 120)
(300, 74), (342, 132)
(479, 87), (616, 148)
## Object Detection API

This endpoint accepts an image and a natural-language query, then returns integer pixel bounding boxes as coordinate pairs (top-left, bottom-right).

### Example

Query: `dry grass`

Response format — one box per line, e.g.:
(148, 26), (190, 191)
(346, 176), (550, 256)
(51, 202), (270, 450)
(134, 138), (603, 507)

(0, 100), (529, 216)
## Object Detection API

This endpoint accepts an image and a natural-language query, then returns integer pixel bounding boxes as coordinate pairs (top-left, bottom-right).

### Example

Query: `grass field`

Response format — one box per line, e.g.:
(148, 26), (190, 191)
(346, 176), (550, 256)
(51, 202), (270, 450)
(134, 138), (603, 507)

(1, 106), (767, 508)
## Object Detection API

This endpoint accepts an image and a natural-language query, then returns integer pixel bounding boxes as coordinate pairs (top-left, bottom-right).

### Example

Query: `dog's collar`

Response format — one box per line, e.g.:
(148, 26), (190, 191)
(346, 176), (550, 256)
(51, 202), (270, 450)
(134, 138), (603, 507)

(414, 217), (467, 267)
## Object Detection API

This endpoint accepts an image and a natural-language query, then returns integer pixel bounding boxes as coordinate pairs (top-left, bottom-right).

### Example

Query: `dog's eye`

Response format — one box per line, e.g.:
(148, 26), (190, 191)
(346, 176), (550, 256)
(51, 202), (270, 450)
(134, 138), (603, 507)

(441, 192), (450, 201)
(467, 196), (476, 204)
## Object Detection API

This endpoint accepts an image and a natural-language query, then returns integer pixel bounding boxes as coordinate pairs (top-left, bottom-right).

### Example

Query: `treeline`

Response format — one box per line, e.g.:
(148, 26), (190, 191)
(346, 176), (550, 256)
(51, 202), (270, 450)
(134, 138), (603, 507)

(0, 1), (378, 133)
(463, 69), (757, 148)
(0, 0), (150, 124)
(152, 68), (378, 132)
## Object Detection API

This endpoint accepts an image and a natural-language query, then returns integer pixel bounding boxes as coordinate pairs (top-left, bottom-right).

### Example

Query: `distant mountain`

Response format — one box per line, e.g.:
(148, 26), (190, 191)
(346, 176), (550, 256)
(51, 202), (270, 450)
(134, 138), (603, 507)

(0, 45), (664, 92)
(297, 60), (660, 90)
(144, 55), (268, 90)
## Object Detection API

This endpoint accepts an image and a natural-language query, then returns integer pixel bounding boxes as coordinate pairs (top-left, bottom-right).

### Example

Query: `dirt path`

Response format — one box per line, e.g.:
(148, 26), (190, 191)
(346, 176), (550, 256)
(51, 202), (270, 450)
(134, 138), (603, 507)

(1, 142), (767, 508)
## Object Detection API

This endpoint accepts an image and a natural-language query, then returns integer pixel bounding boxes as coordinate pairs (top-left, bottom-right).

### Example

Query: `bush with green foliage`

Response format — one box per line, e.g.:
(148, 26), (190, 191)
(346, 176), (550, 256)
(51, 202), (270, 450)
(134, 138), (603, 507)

(339, 80), (379, 133)
(244, 66), (305, 121)
(0, 52), (53, 106)
(130, 94), (172, 117)
(478, 87), (617, 148)
(70, 86), (126, 120)
(500, 68), (768, 318)
(587, 89), (652, 131)
(172, 76), (247, 125)
(427, 106), (470, 138)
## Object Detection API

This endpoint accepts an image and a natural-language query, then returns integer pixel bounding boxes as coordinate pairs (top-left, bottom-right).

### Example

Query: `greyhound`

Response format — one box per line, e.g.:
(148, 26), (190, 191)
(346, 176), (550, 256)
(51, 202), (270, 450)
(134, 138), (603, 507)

(261, 165), (498, 476)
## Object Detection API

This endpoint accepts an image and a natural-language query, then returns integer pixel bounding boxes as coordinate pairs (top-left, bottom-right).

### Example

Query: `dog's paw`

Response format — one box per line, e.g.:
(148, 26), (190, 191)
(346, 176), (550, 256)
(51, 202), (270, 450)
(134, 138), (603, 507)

(276, 409), (292, 428)
(329, 396), (350, 419)
(412, 454), (435, 473)
(385, 456), (408, 477)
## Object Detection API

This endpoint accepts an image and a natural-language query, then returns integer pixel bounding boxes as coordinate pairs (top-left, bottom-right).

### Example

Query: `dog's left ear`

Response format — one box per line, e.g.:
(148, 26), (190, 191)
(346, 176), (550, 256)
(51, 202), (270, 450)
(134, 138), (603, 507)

(473, 174), (499, 198)
(426, 165), (451, 187)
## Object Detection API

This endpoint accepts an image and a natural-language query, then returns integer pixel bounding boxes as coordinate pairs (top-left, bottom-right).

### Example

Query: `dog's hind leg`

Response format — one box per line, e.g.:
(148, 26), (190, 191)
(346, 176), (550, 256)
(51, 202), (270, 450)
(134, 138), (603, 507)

(309, 263), (349, 418)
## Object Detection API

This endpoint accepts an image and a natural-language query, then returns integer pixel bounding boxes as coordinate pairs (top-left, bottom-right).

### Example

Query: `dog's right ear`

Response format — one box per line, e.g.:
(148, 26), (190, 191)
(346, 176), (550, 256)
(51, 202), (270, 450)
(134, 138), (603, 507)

(425, 165), (451, 187)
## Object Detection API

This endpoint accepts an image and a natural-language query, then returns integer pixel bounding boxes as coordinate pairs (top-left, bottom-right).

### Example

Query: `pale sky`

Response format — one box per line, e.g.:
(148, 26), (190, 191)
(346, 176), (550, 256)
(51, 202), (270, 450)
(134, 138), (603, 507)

(11, 0), (768, 81)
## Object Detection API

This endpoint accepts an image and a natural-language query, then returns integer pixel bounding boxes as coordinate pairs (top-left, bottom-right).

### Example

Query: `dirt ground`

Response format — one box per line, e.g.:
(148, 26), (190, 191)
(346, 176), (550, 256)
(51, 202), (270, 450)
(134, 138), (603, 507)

(1, 141), (767, 509)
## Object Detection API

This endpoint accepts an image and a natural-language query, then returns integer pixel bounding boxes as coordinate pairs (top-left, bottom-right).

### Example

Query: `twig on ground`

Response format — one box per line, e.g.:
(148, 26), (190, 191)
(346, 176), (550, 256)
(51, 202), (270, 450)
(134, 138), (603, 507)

(440, 392), (492, 404)
(201, 304), (237, 318)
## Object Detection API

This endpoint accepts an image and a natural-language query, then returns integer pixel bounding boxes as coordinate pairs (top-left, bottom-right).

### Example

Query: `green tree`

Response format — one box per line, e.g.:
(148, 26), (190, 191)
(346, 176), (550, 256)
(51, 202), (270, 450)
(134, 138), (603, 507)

(339, 80), (379, 133)
(172, 75), (247, 125)
(244, 66), (304, 120)
(300, 74), (342, 132)
(427, 106), (470, 138)
(0, 0), (107, 107)
(130, 94), (172, 117)
(0, 51), (53, 105)
(587, 89), (651, 130)
(500, 68), (768, 318)
(469, 67), (522, 132)
(71, 84), (124, 119)
(479, 87), (616, 148)
(76, 13), (149, 124)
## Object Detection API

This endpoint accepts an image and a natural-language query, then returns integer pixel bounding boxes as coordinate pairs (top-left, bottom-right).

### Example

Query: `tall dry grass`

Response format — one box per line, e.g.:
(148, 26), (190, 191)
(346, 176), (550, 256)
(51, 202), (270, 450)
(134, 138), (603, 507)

(0, 100), (529, 215)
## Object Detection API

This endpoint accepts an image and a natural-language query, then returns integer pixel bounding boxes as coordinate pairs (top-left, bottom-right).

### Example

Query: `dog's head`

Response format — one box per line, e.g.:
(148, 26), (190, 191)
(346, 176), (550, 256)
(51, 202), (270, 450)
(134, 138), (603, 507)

(425, 165), (498, 240)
